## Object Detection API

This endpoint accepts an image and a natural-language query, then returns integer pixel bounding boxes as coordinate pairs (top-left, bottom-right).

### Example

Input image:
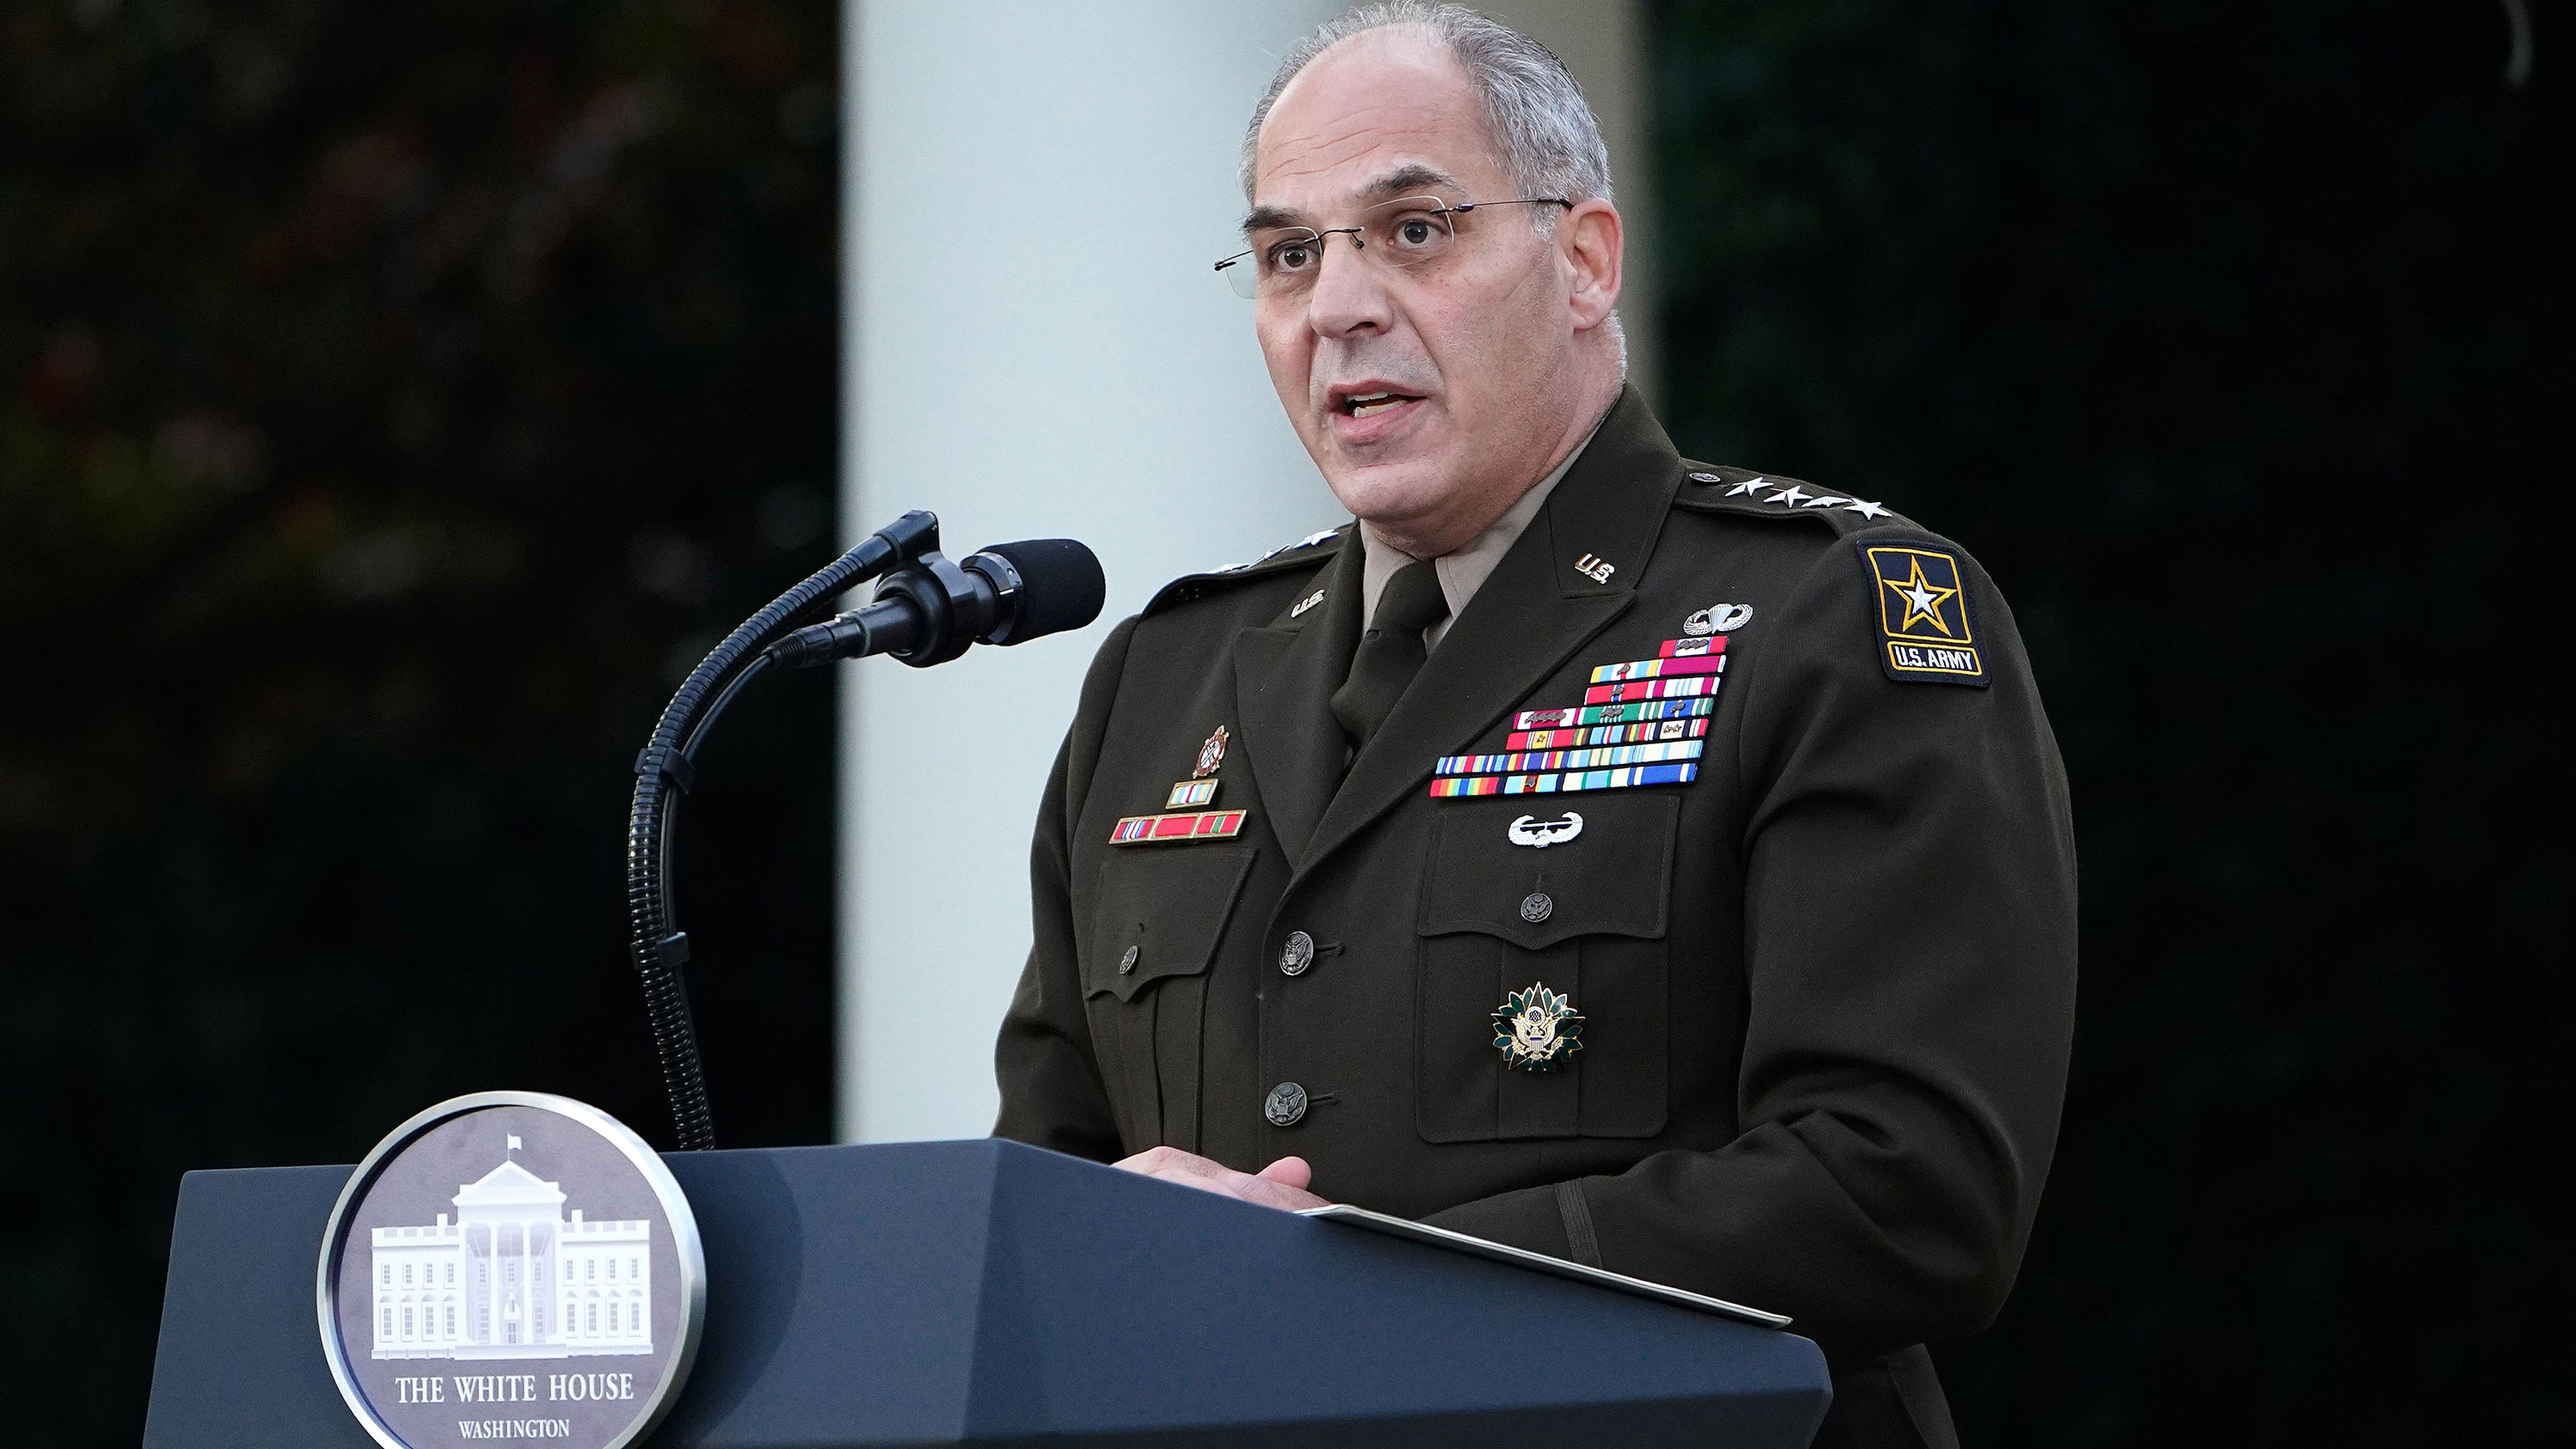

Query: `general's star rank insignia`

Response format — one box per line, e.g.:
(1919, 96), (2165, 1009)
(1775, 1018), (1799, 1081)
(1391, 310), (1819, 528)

(1492, 982), (1584, 1072)
(1856, 541), (1988, 687)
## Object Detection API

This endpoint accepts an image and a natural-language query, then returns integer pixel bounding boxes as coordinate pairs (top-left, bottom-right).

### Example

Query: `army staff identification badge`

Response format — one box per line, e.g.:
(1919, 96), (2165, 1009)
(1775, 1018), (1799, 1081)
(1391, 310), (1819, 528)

(1492, 982), (1584, 1072)
(1857, 542), (1988, 687)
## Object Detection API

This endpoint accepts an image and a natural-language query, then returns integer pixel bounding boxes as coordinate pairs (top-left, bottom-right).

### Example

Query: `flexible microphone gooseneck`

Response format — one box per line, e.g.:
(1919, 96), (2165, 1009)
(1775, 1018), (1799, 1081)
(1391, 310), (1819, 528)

(625, 514), (1103, 1151)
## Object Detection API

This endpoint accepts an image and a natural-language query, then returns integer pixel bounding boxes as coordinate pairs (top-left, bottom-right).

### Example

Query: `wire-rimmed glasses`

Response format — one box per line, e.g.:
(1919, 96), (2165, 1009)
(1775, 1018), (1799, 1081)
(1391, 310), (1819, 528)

(1214, 195), (1572, 300)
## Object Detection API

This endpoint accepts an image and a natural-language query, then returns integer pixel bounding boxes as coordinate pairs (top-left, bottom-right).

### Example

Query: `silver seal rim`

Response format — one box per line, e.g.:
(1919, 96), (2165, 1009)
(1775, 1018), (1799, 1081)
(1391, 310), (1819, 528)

(313, 1090), (708, 1449)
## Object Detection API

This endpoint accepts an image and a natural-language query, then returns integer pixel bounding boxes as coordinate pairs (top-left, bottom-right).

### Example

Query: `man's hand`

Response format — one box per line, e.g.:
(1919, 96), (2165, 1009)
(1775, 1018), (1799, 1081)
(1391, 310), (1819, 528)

(1112, 1146), (1329, 1211)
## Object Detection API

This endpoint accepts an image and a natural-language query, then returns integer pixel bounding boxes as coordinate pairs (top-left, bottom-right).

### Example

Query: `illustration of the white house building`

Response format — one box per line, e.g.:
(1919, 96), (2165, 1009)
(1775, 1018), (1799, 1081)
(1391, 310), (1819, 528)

(370, 1139), (652, 1359)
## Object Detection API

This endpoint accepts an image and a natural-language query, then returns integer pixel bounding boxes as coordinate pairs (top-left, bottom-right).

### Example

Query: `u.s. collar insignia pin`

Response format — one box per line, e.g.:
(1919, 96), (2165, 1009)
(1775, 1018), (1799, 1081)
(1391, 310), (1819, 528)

(1193, 725), (1230, 778)
(1506, 812), (1583, 848)
(1683, 603), (1754, 636)
(1493, 983), (1583, 1072)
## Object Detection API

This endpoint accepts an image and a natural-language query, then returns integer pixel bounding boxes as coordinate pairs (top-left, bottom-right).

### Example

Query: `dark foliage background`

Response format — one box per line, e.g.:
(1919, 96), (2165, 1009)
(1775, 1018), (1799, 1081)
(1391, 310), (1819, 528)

(1651, 0), (2572, 1442)
(5, 0), (2569, 1445)
(0, 1), (839, 1442)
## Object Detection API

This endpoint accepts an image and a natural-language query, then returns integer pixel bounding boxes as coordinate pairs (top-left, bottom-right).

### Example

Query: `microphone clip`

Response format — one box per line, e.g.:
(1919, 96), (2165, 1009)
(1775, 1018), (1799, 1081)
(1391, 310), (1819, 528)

(866, 549), (987, 667)
(762, 548), (1006, 669)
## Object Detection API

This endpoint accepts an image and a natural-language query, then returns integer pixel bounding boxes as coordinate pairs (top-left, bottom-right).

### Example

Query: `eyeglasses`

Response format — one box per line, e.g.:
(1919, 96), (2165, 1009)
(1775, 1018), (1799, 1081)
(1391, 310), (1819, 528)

(1214, 195), (1572, 300)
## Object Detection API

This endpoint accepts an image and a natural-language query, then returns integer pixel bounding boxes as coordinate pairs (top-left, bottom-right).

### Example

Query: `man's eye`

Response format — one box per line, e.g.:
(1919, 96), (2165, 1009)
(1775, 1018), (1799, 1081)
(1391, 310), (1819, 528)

(1271, 243), (1315, 271)
(1398, 220), (1433, 245)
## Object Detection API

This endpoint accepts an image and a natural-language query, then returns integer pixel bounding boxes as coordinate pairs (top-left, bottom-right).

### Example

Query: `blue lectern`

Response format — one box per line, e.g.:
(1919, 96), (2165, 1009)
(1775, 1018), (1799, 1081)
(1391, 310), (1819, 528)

(143, 1138), (1829, 1446)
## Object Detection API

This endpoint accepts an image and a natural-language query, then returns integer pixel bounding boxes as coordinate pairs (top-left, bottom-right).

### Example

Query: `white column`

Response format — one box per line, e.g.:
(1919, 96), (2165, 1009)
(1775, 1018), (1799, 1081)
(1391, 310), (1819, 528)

(840, 1), (1656, 1143)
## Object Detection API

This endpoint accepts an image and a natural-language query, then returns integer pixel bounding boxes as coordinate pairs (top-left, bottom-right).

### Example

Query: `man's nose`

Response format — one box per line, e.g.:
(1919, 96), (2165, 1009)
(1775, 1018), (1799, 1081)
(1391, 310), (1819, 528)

(1303, 236), (1392, 337)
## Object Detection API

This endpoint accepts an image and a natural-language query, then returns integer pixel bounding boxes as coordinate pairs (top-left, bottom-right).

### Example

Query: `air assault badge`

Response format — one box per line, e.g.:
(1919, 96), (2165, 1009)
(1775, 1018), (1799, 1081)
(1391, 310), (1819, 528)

(1492, 982), (1584, 1072)
(1857, 541), (1989, 687)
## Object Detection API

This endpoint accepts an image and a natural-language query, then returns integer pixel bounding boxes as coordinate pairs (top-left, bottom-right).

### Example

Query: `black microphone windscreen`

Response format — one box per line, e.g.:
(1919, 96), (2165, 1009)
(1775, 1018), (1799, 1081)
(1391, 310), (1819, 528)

(976, 538), (1105, 644)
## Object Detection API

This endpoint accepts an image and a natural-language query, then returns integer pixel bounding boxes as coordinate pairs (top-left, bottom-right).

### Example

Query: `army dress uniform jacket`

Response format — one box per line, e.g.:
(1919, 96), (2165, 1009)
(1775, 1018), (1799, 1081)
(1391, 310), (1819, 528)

(995, 388), (2076, 1447)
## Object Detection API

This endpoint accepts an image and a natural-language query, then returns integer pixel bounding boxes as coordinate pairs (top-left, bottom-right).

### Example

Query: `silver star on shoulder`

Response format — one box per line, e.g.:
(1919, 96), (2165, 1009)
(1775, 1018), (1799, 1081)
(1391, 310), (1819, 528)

(1800, 495), (1850, 508)
(1842, 499), (1889, 519)
(1767, 484), (1811, 507)
(1724, 476), (1769, 497)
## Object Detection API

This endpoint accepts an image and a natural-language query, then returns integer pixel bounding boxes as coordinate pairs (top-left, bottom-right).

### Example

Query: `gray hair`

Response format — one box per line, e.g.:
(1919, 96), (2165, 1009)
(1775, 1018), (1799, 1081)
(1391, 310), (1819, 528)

(1240, 3), (1616, 218)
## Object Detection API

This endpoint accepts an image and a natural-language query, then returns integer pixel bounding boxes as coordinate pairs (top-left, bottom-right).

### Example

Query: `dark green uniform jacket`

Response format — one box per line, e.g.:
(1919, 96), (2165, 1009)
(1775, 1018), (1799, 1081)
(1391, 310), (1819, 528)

(995, 388), (2076, 1449)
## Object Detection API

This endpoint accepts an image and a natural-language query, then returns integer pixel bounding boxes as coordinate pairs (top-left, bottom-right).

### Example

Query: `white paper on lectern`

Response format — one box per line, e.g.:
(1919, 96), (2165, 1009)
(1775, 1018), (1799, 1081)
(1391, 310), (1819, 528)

(1297, 1203), (1794, 1328)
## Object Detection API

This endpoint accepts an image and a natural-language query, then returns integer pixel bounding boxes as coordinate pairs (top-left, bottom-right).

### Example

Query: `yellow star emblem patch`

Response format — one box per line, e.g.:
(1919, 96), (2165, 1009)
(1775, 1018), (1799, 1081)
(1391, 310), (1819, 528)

(1857, 542), (1987, 687)
(1882, 555), (1960, 636)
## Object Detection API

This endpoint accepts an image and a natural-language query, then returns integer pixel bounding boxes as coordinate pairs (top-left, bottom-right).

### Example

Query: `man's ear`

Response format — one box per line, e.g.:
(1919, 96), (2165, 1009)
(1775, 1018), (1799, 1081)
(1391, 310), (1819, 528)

(1561, 198), (1623, 330)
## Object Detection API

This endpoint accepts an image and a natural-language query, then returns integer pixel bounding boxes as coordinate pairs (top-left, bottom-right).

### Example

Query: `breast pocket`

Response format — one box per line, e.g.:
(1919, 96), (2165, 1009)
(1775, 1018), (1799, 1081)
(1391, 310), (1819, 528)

(1414, 797), (1676, 1143)
(1083, 846), (1255, 1151)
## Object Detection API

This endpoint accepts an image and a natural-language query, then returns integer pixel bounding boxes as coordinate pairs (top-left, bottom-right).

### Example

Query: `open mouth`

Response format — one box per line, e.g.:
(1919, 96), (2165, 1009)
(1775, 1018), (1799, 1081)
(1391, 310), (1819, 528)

(1339, 389), (1423, 419)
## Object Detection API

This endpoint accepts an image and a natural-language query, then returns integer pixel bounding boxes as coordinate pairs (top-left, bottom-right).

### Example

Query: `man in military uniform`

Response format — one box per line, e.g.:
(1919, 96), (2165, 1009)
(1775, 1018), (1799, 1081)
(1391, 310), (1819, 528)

(993, 7), (2075, 1446)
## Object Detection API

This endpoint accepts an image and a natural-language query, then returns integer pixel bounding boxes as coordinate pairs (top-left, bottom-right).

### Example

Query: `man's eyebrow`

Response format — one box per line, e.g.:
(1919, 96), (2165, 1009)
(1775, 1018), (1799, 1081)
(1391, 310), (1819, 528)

(1240, 164), (1472, 234)
(1358, 163), (1464, 203)
(1242, 202), (1305, 233)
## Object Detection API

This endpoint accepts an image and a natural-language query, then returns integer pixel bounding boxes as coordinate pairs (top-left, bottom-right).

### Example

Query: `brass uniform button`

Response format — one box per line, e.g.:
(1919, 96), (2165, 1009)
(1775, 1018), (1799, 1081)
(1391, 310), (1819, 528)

(1279, 931), (1315, 975)
(1118, 945), (1139, 974)
(1519, 892), (1554, 924)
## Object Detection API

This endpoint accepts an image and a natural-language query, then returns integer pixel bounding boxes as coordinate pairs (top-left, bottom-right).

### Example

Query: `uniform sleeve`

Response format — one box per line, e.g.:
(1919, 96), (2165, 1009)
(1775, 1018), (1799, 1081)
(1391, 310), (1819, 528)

(991, 614), (1139, 1161)
(1425, 537), (2078, 1361)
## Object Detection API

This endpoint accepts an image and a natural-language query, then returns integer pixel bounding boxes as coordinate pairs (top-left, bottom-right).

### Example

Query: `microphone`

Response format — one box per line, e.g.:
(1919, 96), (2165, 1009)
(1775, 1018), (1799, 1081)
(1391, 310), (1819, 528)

(764, 538), (1105, 670)
(625, 512), (1086, 1151)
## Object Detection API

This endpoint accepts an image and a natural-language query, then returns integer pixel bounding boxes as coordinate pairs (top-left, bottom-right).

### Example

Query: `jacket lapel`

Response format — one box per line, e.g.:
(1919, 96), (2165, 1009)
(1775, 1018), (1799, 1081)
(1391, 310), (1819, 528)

(1297, 386), (1686, 882)
(1229, 534), (1364, 868)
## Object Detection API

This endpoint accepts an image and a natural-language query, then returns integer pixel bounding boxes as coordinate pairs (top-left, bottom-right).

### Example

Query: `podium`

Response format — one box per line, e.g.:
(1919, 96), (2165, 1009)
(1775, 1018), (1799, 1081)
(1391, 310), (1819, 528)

(143, 1138), (1830, 1447)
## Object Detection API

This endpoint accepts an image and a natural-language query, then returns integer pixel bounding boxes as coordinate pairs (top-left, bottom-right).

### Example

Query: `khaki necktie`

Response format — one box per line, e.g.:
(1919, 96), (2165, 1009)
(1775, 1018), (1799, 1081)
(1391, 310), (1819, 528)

(1332, 559), (1451, 753)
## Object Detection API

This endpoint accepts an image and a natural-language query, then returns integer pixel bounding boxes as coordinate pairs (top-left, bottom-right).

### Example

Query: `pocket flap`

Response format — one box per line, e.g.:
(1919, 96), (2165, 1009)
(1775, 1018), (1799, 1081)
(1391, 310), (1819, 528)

(1086, 846), (1255, 1001)
(1417, 797), (1679, 949)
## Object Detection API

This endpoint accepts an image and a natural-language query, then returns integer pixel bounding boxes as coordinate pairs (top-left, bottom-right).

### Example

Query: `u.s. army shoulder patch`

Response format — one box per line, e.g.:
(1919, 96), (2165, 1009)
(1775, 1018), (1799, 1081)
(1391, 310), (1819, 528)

(1856, 541), (1988, 687)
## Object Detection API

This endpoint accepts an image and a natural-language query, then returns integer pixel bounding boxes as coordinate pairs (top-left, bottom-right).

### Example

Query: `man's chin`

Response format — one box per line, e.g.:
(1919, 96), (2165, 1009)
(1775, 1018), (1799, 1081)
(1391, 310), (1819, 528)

(1318, 461), (1459, 534)
(1314, 415), (1451, 491)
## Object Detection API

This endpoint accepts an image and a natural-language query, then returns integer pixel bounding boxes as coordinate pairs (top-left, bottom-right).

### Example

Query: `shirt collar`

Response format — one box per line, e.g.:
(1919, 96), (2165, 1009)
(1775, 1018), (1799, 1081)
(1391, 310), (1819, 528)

(1358, 415), (1607, 649)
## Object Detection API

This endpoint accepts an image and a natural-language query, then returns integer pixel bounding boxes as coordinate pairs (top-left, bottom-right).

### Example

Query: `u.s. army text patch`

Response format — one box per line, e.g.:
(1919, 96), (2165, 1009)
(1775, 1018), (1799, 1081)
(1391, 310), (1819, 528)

(1856, 541), (1988, 687)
